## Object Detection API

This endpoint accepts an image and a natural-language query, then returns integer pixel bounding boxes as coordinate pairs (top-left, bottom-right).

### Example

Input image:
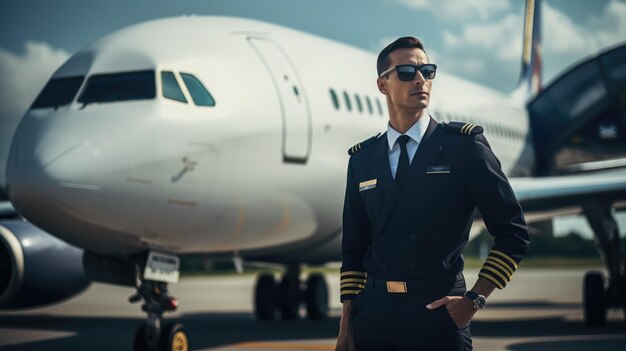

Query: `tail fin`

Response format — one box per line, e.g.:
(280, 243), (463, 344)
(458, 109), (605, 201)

(513, 0), (542, 101)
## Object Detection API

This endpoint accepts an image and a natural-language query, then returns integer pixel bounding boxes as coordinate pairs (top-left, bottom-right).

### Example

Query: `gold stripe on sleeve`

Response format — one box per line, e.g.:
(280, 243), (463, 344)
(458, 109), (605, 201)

(479, 272), (505, 289)
(485, 258), (514, 277)
(340, 271), (367, 277)
(482, 265), (510, 283)
(490, 250), (518, 269)
(340, 289), (363, 296)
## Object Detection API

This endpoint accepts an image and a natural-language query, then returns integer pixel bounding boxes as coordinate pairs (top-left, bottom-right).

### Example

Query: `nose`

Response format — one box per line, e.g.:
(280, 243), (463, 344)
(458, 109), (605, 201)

(6, 114), (103, 223)
(413, 71), (426, 85)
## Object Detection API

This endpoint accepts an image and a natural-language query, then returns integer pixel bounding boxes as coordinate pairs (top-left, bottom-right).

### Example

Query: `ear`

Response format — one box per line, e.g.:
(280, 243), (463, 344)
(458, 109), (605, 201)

(377, 77), (388, 95)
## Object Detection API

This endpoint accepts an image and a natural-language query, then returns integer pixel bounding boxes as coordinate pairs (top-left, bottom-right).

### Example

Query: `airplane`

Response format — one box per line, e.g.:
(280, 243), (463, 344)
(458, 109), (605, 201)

(1, 0), (625, 350)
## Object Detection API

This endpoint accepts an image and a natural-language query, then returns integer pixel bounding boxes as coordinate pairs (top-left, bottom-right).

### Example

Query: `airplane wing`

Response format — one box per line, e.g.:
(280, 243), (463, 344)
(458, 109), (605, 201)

(510, 169), (626, 214)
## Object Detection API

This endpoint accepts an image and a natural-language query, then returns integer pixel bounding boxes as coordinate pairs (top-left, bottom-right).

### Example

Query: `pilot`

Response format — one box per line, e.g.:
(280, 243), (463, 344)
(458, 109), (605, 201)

(334, 37), (530, 351)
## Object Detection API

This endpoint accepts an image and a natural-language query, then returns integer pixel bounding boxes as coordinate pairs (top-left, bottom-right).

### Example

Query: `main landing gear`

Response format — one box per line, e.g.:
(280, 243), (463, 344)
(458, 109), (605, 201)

(130, 252), (188, 351)
(254, 264), (329, 320)
(582, 201), (626, 326)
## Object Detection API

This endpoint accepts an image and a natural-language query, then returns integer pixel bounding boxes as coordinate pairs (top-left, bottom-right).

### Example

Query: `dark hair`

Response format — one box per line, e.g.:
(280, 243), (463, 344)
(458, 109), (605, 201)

(377, 37), (426, 77)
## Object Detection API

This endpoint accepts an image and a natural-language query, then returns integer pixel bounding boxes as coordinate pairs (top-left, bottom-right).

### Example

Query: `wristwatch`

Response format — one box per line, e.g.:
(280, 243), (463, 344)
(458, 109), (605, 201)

(464, 291), (487, 310)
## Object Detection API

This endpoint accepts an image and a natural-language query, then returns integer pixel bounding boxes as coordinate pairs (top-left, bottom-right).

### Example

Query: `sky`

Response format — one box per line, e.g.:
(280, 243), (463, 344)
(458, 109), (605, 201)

(0, 0), (625, 236)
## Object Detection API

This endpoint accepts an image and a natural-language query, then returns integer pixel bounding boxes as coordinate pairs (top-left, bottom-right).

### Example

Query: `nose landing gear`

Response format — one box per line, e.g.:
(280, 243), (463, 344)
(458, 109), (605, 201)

(128, 251), (187, 351)
(130, 280), (188, 351)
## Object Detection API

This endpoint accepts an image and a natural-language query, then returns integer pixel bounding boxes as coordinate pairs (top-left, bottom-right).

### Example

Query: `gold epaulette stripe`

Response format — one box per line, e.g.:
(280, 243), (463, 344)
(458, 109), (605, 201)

(340, 271), (367, 277)
(479, 271), (505, 289)
(340, 278), (367, 284)
(461, 123), (474, 135)
(340, 283), (365, 289)
(340, 289), (363, 296)
(481, 265), (510, 283)
(490, 250), (518, 269)
(467, 124), (477, 134)
(485, 256), (514, 276)
(460, 124), (469, 134)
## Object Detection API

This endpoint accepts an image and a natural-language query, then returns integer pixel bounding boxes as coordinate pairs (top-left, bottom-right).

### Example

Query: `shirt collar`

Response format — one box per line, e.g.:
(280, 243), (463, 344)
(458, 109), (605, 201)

(386, 113), (431, 151)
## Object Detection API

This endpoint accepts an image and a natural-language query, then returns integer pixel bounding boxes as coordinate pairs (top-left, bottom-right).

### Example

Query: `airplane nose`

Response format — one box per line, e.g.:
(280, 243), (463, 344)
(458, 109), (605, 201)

(7, 121), (103, 221)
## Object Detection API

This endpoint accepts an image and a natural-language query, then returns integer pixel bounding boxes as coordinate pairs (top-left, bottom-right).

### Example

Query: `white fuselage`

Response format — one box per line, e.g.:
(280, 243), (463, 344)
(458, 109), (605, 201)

(7, 16), (532, 259)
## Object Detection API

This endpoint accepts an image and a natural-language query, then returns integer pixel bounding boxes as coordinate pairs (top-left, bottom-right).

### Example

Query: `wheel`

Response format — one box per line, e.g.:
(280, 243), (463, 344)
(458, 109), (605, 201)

(305, 273), (328, 320)
(254, 273), (277, 320)
(160, 322), (188, 351)
(584, 271), (606, 326)
(278, 273), (300, 320)
(133, 324), (151, 351)
(133, 324), (148, 351)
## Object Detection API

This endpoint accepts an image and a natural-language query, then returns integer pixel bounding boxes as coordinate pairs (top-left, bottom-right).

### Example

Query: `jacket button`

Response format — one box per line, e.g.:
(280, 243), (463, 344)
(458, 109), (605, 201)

(381, 264), (388, 270)
(409, 263), (416, 269)
(409, 234), (416, 240)
(378, 235), (385, 242)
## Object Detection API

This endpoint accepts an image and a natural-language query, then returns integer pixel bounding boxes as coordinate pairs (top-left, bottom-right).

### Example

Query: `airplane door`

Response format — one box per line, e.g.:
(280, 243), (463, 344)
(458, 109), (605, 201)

(248, 37), (311, 163)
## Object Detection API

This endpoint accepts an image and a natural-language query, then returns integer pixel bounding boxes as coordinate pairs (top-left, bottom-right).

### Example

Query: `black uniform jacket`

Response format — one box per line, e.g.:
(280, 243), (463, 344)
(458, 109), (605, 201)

(340, 117), (529, 301)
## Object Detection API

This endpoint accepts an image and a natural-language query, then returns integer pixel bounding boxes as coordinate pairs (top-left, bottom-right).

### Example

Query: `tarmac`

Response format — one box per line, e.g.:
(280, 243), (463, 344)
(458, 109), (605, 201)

(1, 268), (625, 350)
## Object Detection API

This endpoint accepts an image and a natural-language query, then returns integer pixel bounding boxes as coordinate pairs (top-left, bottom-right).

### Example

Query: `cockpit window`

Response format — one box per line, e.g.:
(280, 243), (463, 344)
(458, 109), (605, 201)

(161, 71), (187, 103)
(31, 76), (84, 109)
(180, 73), (215, 106)
(78, 70), (155, 104)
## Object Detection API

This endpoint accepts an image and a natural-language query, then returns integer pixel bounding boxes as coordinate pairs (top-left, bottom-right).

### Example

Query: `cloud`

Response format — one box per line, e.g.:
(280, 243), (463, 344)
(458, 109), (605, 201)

(442, 13), (522, 62)
(392, 0), (510, 20)
(0, 41), (69, 189)
(589, 0), (626, 48)
(401, 0), (626, 89)
(542, 1), (587, 54)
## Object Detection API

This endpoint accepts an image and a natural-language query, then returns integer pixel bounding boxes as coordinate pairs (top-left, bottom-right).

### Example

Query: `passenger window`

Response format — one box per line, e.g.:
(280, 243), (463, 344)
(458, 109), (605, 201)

(161, 71), (187, 103)
(365, 96), (373, 114)
(376, 98), (383, 116)
(330, 89), (340, 110)
(343, 91), (352, 111)
(79, 70), (155, 104)
(355, 94), (363, 113)
(180, 73), (216, 106)
(32, 76), (85, 108)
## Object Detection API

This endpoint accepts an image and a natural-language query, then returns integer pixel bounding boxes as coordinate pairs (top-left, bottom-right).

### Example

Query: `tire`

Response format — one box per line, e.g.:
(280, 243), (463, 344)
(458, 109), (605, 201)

(584, 271), (606, 326)
(133, 324), (148, 351)
(278, 274), (300, 320)
(305, 274), (328, 320)
(254, 273), (276, 320)
(160, 322), (188, 351)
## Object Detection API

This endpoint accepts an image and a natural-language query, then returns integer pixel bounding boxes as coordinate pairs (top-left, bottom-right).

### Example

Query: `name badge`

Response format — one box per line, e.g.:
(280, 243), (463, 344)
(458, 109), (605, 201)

(426, 165), (451, 174)
(359, 179), (377, 191)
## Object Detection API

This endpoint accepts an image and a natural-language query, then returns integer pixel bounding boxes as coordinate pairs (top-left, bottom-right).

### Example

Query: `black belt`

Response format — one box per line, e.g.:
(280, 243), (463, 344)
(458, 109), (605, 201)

(367, 272), (464, 293)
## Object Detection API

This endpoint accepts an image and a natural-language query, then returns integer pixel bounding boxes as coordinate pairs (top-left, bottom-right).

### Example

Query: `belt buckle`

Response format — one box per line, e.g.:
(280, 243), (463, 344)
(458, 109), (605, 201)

(386, 281), (407, 293)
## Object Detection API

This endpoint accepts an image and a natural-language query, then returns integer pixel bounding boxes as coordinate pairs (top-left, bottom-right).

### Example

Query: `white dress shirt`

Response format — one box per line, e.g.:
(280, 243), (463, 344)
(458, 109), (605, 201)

(387, 114), (430, 179)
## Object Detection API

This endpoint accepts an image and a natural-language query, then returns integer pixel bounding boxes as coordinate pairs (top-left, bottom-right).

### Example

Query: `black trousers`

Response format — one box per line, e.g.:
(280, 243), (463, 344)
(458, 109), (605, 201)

(352, 274), (473, 351)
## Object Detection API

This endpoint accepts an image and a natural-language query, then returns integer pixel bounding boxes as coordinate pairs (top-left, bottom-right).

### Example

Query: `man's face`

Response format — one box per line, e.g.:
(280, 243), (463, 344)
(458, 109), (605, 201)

(377, 48), (432, 113)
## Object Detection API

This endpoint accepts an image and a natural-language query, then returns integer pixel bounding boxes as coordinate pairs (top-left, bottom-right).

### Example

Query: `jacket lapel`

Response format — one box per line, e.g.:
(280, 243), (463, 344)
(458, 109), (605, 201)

(378, 117), (443, 233)
(367, 132), (399, 234)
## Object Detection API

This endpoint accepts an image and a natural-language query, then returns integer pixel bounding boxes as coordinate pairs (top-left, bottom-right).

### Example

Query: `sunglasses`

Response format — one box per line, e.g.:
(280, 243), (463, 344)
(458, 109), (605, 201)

(379, 64), (437, 81)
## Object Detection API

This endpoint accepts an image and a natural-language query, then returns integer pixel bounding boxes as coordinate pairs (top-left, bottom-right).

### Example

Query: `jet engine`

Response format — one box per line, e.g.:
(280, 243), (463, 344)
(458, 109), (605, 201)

(0, 219), (90, 309)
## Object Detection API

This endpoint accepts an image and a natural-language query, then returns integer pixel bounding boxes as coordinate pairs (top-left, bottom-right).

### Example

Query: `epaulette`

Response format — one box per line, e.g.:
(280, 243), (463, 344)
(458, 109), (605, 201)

(348, 133), (381, 155)
(443, 121), (483, 135)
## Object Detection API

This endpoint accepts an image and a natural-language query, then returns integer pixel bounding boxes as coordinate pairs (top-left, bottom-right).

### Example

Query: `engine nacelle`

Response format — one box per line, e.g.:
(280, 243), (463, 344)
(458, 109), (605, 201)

(0, 219), (91, 309)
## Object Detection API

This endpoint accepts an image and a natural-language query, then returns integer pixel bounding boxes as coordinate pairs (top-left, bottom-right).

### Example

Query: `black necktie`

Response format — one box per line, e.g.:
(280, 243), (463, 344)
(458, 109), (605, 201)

(395, 135), (410, 187)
